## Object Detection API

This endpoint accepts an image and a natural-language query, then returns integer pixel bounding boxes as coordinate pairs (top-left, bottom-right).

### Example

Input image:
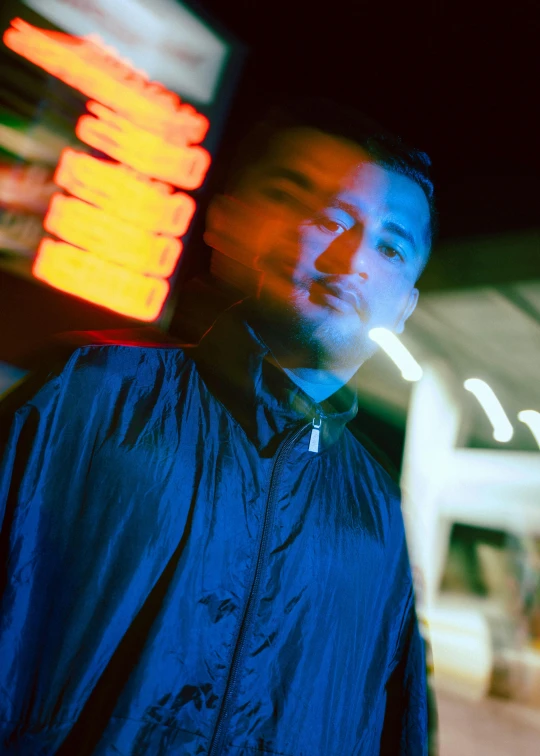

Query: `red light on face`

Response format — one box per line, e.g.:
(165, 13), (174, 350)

(34, 238), (169, 321)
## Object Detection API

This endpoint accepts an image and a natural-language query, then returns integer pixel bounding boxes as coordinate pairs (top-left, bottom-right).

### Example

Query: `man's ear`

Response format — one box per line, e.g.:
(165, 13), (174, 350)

(394, 287), (419, 334)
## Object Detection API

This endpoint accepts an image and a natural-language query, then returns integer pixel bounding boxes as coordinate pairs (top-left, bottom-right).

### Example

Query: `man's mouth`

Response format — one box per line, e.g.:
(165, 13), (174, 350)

(309, 280), (366, 318)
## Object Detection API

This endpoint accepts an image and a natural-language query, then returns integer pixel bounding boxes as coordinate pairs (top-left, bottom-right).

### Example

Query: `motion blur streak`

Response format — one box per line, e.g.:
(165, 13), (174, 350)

(518, 410), (540, 448)
(464, 378), (514, 442)
(368, 327), (423, 381)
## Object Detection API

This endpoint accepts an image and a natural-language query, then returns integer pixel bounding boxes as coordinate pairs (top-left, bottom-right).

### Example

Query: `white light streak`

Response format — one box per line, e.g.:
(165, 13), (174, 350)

(464, 378), (514, 442)
(368, 328), (423, 381)
(518, 409), (540, 448)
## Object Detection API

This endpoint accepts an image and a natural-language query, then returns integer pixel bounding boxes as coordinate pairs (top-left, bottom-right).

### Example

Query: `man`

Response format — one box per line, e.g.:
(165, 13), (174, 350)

(0, 101), (435, 754)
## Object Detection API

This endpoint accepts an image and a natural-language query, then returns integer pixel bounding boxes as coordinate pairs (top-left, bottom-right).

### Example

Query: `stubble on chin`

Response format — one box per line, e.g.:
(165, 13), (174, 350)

(260, 297), (357, 372)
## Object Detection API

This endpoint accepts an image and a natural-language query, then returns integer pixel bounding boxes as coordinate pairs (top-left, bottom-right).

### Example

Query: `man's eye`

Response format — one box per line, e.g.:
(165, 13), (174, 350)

(317, 220), (344, 235)
(313, 215), (350, 235)
(379, 244), (404, 262)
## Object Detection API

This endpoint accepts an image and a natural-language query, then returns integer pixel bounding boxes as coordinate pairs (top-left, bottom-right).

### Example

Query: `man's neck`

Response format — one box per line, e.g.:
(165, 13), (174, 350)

(248, 306), (359, 402)
(282, 366), (356, 403)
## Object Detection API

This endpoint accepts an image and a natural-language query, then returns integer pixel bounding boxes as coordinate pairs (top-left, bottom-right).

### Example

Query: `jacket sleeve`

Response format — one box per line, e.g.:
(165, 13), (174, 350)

(0, 327), (168, 538)
(0, 362), (66, 542)
(379, 593), (432, 755)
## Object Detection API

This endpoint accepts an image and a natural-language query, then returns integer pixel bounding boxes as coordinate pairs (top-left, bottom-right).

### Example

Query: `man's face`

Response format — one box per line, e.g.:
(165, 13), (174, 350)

(209, 127), (431, 373)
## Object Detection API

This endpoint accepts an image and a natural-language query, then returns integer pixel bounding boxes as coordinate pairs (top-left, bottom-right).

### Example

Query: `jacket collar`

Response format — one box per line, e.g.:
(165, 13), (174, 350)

(186, 301), (358, 456)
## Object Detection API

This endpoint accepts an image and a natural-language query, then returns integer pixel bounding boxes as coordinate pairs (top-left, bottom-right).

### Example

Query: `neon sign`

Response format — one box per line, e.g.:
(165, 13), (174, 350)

(34, 239), (169, 321)
(3, 19), (209, 142)
(76, 101), (211, 189)
(3, 18), (212, 321)
(44, 193), (182, 277)
(54, 150), (196, 237)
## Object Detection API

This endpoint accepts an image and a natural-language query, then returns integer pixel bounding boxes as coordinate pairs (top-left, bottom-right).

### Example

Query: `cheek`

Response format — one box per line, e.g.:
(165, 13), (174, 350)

(370, 284), (414, 325)
(298, 226), (332, 259)
(259, 227), (308, 278)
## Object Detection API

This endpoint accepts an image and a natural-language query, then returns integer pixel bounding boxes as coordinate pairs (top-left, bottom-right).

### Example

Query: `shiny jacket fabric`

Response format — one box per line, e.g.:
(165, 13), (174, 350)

(0, 305), (427, 755)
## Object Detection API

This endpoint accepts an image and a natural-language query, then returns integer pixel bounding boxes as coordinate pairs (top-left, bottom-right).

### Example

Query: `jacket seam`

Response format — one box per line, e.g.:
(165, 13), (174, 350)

(389, 585), (415, 670)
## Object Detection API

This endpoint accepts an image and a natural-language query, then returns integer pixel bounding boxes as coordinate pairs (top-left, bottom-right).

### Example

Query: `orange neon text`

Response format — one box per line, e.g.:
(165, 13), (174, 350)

(3, 17), (213, 322)
(3, 18), (209, 145)
(55, 149), (196, 236)
(34, 238), (169, 321)
(44, 193), (182, 278)
(76, 102), (211, 189)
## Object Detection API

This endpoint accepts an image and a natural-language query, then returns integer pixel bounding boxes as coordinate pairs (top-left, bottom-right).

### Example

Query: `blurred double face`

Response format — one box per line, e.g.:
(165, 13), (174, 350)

(206, 127), (431, 374)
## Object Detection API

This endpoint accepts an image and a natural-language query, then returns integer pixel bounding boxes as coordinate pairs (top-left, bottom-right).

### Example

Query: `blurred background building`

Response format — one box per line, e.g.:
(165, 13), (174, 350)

(0, 1), (538, 753)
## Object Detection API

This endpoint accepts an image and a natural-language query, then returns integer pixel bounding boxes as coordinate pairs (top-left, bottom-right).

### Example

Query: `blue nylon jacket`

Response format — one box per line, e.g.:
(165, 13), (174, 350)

(0, 304), (427, 755)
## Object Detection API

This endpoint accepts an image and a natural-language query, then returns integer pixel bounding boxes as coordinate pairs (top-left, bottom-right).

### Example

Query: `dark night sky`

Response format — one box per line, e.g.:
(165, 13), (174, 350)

(200, 0), (538, 241)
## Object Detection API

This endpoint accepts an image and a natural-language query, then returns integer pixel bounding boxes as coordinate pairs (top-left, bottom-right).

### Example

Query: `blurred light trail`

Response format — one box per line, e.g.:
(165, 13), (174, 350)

(464, 378), (514, 442)
(368, 328), (423, 381)
(518, 409), (540, 448)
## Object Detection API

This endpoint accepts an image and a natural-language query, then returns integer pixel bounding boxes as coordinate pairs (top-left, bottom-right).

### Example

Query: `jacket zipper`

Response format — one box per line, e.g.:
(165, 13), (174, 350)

(308, 413), (322, 453)
(207, 419), (316, 755)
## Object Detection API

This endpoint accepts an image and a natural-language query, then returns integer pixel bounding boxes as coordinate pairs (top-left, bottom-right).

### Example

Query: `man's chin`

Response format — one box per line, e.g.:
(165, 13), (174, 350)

(304, 316), (371, 368)
(308, 305), (363, 337)
(255, 287), (372, 369)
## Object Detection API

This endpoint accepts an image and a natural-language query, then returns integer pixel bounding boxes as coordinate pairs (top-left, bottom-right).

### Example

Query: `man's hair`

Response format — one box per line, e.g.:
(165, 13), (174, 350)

(227, 97), (438, 249)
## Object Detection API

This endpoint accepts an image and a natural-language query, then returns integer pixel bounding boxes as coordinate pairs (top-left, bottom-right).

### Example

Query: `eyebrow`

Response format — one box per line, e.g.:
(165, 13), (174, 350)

(382, 221), (418, 253)
(262, 167), (315, 192)
(330, 199), (419, 253)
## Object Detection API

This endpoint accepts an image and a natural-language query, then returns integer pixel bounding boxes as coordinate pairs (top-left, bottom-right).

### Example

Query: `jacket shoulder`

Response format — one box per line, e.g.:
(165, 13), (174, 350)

(1, 329), (191, 419)
(346, 424), (401, 492)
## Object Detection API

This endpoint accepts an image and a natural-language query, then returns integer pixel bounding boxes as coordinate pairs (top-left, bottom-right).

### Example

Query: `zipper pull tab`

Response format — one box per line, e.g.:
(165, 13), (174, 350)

(308, 415), (322, 453)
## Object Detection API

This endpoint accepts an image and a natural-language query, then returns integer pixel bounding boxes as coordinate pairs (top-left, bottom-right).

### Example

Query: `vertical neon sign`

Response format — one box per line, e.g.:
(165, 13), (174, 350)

(3, 18), (212, 321)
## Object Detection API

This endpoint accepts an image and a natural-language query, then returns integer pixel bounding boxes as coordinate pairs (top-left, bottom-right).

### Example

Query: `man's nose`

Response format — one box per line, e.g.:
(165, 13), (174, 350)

(314, 228), (370, 279)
